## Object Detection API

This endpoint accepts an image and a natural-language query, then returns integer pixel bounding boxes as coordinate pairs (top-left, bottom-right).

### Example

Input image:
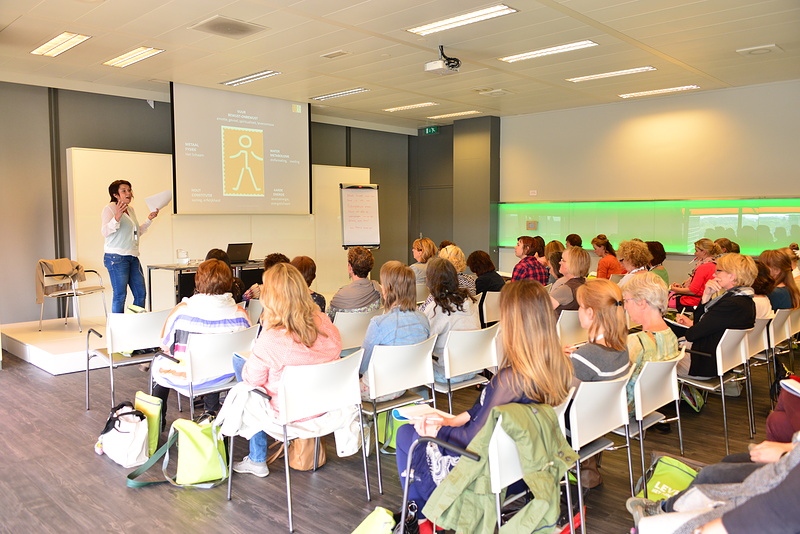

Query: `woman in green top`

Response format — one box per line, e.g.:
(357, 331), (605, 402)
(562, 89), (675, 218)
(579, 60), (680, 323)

(646, 240), (670, 286)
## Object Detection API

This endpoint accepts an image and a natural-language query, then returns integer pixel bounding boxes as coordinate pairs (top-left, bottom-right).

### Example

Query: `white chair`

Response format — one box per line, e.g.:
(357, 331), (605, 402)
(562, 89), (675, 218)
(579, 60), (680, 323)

(415, 284), (430, 305)
(38, 259), (107, 333)
(567, 373), (634, 534)
(85, 308), (171, 410)
(557, 310), (589, 347)
(789, 307), (800, 371)
(246, 298), (263, 325)
(678, 328), (751, 454)
(479, 291), (502, 328)
(334, 308), (382, 351)
(227, 351), (370, 533)
(610, 274), (624, 284)
(744, 318), (771, 426)
(157, 325), (259, 419)
(433, 324), (500, 413)
(362, 336), (437, 494)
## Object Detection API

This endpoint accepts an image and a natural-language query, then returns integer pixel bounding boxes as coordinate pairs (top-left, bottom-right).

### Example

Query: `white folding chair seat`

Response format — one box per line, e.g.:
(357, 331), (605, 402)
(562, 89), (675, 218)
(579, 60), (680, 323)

(432, 323), (499, 412)
(362, 336), (437, 494)
(85, 308), (171, 410)
(678, 328), (751, 454)
(479, 291), (502, 328)
(557, 310), (589, 348)
(333, 308), (382, 351)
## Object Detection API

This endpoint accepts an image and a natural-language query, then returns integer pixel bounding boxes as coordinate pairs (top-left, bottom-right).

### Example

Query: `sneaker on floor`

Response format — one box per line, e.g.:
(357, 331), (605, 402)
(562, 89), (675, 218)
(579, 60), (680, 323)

(233, 456), (269, 477)
(626, 497), (664, 526)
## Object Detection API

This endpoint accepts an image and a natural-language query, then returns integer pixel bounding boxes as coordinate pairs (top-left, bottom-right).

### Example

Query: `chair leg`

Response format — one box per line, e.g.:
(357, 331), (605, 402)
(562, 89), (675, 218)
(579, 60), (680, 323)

(227, 435), (235, 500)
(109, 361), (116, 407)
(675, 398), (684, 456)
(576, 459), (587, 534)
(312, 436), (320, 471)
(745, 361), (755, 438)
(624, 424), (634, 497)
(39, 302), (44, 331)
(447, 380), (453, 414)
(283, 425), (294, 532)
(720, 377), (730, 455)
(373, 401), (383, 494)
(357, 410), (371, 502)
(495, 492), (502, 530)
(74, 293), (83, 333)
(564, 472), (576, 534)
(639, 420), (647, 499)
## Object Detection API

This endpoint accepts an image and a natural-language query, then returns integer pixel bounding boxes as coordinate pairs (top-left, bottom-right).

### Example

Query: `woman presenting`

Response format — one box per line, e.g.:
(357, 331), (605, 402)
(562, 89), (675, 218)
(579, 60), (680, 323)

(101, 180), (159, 313)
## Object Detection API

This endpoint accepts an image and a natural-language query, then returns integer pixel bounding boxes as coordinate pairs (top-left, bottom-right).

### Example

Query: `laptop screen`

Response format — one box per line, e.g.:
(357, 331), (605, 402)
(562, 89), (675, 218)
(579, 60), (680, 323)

(226, 243), (253, 264)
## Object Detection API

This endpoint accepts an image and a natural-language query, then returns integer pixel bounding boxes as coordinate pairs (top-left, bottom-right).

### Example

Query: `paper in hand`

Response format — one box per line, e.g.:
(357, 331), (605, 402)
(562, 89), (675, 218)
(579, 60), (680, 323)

(145, 190), (172, 213)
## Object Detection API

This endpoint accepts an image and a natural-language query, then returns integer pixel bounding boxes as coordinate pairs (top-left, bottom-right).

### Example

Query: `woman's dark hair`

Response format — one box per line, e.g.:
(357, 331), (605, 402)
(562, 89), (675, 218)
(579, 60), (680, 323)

(291, 256), (317, 287)
(439, 240), (455, 251)
(347, 246), (374, 278)
(591, 234), (616, 256)
(714, 238), (733, 254)
(517, 235), (544, 257)
(752, 260), (776, 296)
(645, 241), (666, 266)
(195, 259), (233, 295)
(108, 180), (131, 202)
(205, 248), (231, 268)
(426, 257), (473, 315)
(549, 251), (564, 278)
(466, 250), (496, 276)
(264, 252), (291, 271)
(565, 234), (583, 247)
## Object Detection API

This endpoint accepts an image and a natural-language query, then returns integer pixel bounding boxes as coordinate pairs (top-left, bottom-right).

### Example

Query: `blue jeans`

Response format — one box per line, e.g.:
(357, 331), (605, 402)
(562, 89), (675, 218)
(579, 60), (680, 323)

(232, 352), (269, 463)
(104, 253), (146, 313)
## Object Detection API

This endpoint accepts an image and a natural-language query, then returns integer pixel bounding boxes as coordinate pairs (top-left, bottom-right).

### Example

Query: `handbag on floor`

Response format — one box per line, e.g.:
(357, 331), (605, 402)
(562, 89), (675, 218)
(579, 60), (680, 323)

(265, 437), (328, 471)
(95, 401), (149, 468)
(635, 453), (702, 501)
(126, 416), (227, 489)
(351, 507), (395, 534)
(134, 390), (162, 456)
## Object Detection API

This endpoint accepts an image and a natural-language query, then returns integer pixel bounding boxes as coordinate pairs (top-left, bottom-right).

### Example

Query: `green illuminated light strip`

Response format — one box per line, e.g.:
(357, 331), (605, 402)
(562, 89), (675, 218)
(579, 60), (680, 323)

(498, 198), (800, 256)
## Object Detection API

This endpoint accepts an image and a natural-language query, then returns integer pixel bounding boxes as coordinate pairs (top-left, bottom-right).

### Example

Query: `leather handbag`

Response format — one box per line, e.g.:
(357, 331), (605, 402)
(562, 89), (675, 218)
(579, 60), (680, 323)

(266, 437), (327, 471)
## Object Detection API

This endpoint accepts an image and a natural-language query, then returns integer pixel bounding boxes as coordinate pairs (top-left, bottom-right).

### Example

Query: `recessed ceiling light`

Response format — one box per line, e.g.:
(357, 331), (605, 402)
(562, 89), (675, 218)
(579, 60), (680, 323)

(567, 66), (656, 83)
(383, 102), (439, 112)
(407, 4), (518, 36)
(103, 47), (165, 68)
(619, 85), (700, 99)
(427, 110), (481, 119)
(499, 40), (598, 63)
(735, 44), (783, 56)
(320, 50), (351, 59)
(221, 70), (281, 86)
(31, 32), (92, 57)
(311, 88), (369, 101)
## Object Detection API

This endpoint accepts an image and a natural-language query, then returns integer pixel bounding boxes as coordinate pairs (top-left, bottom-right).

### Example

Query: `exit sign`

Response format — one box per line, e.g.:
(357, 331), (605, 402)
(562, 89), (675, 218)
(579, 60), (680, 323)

(423, 126), (439, 135)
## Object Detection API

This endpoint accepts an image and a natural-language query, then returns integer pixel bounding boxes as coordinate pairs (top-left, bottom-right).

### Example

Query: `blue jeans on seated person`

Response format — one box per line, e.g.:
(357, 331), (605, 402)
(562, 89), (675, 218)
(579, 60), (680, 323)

(433, 360), (478, 385)
(104, 253), (146, 313)
(232, 352), (269, 463)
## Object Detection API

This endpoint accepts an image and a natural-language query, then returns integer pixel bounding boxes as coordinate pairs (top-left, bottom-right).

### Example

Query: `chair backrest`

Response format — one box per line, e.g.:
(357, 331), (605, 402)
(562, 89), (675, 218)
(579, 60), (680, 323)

(480, 291), (502, 327)
(106, 309), (171, 354)
(747, 318), (770, 358)
(770, 309), (793, 347)
(277, 350), (362, 424)
(334, 309), (382, 350)
(552, 386), (575, 436)
(488, 414), (523, 493)
(185, 325), (259, 384)
(568, 372), (631, 450)
(610, 274), (624, 284)
(791, 307), (800, 336)
(715, 328), (749, 376)
(557, 310), (588, 347)
(366, 336), (436, 400)
(441, 323), (499, 378)
(246, 298), (263, 325)
(633, 357), (681, 421)
(415, 284), (430, 305)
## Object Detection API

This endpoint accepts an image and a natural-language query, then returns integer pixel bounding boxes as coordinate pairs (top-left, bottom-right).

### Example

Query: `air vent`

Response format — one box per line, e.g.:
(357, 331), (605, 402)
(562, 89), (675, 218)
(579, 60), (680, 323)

(735, 44), (783, 56)
(189, 16), (268, 39)
(320, 50), (350, 59)
(479, 88), (513, 97)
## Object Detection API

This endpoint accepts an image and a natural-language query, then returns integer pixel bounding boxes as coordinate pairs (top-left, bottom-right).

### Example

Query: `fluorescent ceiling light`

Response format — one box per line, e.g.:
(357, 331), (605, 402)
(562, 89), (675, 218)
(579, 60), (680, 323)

(619, 85), (700, 99)
(499, 40), (598, 63)
(407, 4), (517, 36)
(103, 47), (165, 68)
(311, 88), (369, 101)
(383, 102), (438, 112)
(427, 110), (480, 119)
(222, 70), (281, 86)
(567, 66), (656, 83)
(31, 32), (91, 57)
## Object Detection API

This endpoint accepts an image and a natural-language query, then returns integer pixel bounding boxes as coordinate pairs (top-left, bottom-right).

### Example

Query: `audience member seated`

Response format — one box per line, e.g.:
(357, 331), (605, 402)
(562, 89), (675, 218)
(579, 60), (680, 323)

(395, 280), (573, 532)
(328, 246), (382, 321)
(548, 250), (564, 281)
(758, 248), (800, 311)
(670, 238), (719, 312)
(423, 258), (480, 384)
(617, 239), (653, 288)
(752, 260), (776, 319)
(714, 237), (735, 255)
(781, 245), (800, 282)
(410, 237), (437, 287)
(591, 234), (626, 279)
(437, 244), (477, 297)
(674, 253), (757, 380)
(767, 383), (800, 443)
(511, 235), (549, 285)
(628, 436), (800, 534)
(622, 272), (679, 414)
(290, 255), (325, 312)
(646, 240), (670, 286)
(543, 240), (565, 284)
(438, 240), (455, 251)
(151, 259), (252, 427)
(231, 263), (342, 478)
(359, 261), (430, 401)
(205, 248), (245, 303)
(466, 250), (505, 294)
(243, 252), (290, 300)
(565, 233), (583, 248)
(550, 246), (589, 316)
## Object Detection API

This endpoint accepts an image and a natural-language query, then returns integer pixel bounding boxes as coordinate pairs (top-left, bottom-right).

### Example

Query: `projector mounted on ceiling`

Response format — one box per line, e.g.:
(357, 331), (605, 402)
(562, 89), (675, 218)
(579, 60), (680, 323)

(425, 45), (460, 75)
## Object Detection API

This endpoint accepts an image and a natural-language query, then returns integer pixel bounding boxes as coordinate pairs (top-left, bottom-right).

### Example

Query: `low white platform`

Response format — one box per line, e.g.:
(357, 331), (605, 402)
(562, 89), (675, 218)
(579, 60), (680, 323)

(1, 317), (108, 375)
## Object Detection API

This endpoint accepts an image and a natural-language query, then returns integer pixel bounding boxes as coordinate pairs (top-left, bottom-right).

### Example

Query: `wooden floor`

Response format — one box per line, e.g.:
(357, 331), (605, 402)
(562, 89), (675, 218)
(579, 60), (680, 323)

(0, 349), (780, 533)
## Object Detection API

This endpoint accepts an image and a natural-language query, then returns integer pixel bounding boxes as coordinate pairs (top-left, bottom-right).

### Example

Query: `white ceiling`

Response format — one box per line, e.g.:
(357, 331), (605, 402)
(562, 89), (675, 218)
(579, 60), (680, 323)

(1, 0), (799, 131)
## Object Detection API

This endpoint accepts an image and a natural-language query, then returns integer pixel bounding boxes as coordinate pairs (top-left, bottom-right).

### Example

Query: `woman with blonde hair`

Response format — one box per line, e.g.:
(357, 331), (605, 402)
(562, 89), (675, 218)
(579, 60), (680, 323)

(568, 279), (630, 384)
(394, 280), (573, 530)
(759, 249), (800, 310)
(232, 263), (342, 477)
(438, 244), (477, 296)
(591, 234), (626, 279)
(550, 246), (590, 316)
(617, 240), (654, 287)
(410, 237), (437, 286)
(670, 238), (720, 311)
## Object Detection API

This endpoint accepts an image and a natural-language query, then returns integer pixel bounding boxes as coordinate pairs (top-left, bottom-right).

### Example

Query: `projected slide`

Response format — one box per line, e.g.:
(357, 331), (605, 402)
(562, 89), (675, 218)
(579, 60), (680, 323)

(172, 83), (310, 215)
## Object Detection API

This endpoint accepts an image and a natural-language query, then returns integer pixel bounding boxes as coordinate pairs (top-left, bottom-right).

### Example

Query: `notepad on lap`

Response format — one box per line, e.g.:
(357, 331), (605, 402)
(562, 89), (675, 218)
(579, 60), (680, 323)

(393, 405), (450, 422)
